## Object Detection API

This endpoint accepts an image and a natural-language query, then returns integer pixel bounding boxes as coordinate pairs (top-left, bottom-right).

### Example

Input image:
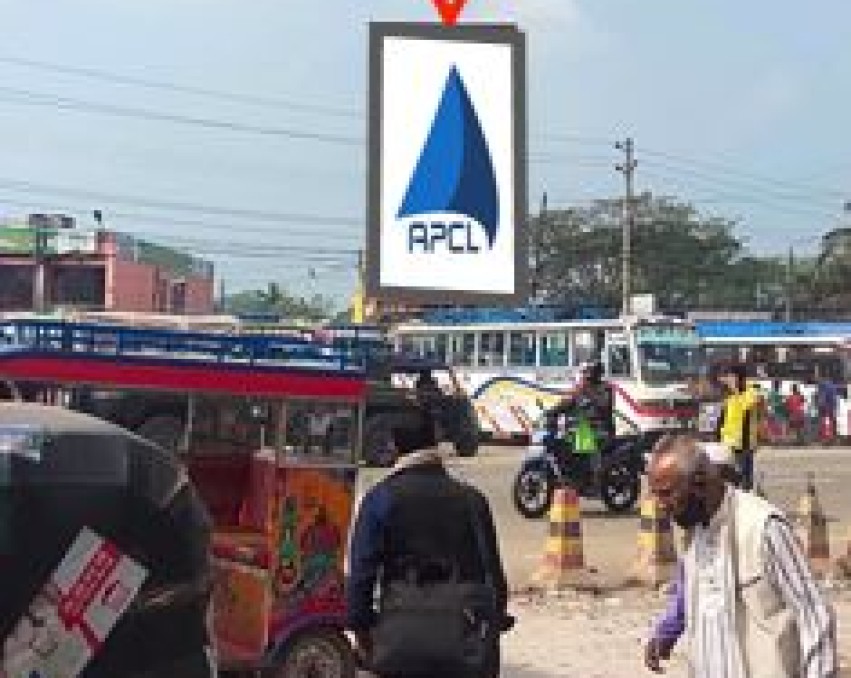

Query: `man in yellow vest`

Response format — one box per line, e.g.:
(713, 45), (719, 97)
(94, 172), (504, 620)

(717, 364), (760, 491)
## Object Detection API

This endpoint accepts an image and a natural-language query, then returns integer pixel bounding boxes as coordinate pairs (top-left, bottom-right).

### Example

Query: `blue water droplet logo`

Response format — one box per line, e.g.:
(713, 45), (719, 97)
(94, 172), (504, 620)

(397, 66), (500, 248)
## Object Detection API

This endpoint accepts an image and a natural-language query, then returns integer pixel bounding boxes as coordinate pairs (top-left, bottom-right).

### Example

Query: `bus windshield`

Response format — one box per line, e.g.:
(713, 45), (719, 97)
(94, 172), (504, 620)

(636, 325), (704, 385)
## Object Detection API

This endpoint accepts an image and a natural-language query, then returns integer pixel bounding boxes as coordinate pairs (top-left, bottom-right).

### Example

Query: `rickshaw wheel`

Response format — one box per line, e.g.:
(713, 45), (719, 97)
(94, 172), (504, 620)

(269, 629), (355, 678)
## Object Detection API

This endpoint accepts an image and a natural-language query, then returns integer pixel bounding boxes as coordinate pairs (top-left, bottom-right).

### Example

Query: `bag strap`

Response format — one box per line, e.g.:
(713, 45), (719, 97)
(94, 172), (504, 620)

(463, 487), (494, 588)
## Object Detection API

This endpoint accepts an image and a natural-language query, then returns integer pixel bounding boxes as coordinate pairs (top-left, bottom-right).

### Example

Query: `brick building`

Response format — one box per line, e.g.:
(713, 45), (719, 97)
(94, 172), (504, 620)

(0, 216), (215, 314)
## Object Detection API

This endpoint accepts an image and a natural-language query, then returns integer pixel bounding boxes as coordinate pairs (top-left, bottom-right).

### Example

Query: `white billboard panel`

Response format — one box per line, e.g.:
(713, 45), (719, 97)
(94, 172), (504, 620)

(368, 24), (526, 304)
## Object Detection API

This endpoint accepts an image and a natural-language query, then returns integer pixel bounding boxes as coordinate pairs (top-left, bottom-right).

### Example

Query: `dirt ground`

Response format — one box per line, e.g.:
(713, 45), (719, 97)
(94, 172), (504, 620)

(500, 587), (851, 677)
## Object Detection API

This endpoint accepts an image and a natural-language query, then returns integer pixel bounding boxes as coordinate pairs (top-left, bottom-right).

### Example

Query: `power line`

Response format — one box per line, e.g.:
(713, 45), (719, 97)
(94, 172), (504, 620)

(0, 53), (844, 207)
(639, 167), (842, 222)
(0, 176), (361, 225)
(130, 233), (359, 257)
(638, 145), (848, 201)
(0, 194), (363, 242)
(0, 85), (361, 146)
(0, 54), (362, 119)
(534, 143), (848, 204)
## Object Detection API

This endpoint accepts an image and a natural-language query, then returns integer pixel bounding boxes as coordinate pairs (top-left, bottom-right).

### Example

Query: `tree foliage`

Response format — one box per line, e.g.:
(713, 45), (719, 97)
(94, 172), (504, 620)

(224, 282), (335, 321)
(532, 193), (790, 313)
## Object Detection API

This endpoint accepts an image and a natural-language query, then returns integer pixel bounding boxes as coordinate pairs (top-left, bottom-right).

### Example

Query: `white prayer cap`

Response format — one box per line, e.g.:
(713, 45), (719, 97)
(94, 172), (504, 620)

(701, 442), (735, 468)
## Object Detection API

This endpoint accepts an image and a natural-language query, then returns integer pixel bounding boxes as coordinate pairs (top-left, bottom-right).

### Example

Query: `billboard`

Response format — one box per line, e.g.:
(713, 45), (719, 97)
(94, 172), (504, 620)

(0, 227), (97, 256)
(367, 23), (526, 303)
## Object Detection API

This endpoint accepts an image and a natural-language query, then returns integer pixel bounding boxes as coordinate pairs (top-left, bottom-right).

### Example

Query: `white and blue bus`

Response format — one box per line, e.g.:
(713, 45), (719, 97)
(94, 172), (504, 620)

(697, 321), (851, 438)
(391, 313), (702, 439)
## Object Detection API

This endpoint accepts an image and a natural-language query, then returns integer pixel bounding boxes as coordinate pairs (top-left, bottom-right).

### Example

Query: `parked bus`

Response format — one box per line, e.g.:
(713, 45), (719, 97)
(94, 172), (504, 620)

(697, 321), (851, 440)
(391, 314), (702, 440)
(0, 318), (367, 677)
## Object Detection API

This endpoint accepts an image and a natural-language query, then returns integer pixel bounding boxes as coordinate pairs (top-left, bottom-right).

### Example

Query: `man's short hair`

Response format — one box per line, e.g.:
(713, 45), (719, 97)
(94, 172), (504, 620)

(392, 417), (437, 456)
(728, 363), (748, 380)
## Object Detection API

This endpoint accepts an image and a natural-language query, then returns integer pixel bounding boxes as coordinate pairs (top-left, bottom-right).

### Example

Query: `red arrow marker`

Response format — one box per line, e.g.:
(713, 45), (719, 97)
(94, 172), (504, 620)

(431, 0), (469, 26)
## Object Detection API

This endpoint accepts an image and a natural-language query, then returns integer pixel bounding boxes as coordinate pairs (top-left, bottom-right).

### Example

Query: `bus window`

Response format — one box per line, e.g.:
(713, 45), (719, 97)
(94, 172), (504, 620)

(509, 331), (536, 366)
(540, 332), (569, 367)
(456, 333), (476, 367)
(478, 332), (505, 367)
(574, 330), (596, 366)
(608, 344), (632, 377)
(399, 336), (415, 356)
(434, 334), (448, 363)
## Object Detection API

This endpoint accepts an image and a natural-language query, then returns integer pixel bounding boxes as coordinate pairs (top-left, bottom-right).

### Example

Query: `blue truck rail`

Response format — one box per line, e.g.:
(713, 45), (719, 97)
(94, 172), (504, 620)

(0, 320), (366, 374)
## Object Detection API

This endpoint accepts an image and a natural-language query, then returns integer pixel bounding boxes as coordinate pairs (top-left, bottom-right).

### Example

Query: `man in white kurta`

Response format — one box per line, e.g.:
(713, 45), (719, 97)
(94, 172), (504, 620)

(648, 435), (837, 677)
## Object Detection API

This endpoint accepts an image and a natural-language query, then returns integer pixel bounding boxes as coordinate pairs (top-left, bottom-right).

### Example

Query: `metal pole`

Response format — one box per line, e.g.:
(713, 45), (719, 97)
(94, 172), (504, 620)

(616, 138), (637, 316)
(785, 247), (794, 322)
(33, 227), (47, 313)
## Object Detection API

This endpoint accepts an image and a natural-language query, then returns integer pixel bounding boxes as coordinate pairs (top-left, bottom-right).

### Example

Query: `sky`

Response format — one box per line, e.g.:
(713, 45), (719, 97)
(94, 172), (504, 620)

(0, 0), (848, 305)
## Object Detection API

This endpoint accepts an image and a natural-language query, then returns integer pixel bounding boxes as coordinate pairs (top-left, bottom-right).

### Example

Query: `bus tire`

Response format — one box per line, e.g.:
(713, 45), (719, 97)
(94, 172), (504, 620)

(268, 628), (355, 678)
(135, 415), (185, 453)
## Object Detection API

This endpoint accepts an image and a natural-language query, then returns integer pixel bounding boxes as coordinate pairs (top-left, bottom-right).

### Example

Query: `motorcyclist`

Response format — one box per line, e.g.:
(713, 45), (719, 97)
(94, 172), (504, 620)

(546, 361), (615, 440)
(574, 360), (615, 441)
(544, 360), (614, 486)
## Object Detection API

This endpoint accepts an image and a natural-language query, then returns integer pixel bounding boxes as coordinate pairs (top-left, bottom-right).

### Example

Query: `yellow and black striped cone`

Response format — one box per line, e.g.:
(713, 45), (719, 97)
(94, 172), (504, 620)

(629, 487), (677, 588)
(533, 486), (587, 589)
(795, 474), (830, 577)
(834, 525), (851, 579)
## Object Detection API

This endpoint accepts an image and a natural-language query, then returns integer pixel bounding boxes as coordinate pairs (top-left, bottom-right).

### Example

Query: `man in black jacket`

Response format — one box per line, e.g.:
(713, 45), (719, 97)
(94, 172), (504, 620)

(346, 427), (509, 677)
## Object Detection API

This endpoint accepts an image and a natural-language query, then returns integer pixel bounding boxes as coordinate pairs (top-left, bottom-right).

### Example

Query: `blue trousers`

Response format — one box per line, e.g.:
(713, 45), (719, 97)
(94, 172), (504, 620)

(735, 449), (755, 491)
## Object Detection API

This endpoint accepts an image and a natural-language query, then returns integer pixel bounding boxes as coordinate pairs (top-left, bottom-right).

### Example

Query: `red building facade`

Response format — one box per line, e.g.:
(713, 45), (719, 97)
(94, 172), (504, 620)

(0, 222), (214, 314)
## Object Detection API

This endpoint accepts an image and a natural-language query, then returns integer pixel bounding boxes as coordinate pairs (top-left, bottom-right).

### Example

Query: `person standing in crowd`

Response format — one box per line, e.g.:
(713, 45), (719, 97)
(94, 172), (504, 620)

(346, 426), (510, 677)
(786, 383), (808, 445)
(765, 379), (788, 442)
(717, 364), (760, 490)
(816, 375), (839, 444)
(646, 435), (836, 677)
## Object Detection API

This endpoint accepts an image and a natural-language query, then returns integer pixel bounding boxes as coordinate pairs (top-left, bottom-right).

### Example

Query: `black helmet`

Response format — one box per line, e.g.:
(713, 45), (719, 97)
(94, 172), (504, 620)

(0, 403), (213, 678)
(583, 360), (604, 382)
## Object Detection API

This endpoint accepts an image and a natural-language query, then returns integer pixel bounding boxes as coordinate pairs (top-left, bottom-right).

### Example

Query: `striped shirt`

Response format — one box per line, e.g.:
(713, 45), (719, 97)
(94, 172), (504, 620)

(762, 517), (838, 677)
(655, 514), (837, 677)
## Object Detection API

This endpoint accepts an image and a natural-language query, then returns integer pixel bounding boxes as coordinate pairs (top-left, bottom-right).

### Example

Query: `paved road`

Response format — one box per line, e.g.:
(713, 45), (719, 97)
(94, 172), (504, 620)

(360, 444), (851, 590)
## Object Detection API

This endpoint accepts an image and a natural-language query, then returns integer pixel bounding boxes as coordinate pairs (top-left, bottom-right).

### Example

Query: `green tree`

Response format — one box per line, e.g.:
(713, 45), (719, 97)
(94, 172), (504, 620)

(809, 227), (851, 315)
(225, 282), (335, 321)
(532, 193), (788, 313)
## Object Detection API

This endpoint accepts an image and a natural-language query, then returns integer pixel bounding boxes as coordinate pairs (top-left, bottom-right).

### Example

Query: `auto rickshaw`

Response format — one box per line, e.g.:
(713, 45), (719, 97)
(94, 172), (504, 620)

(0, 319), (368, 677)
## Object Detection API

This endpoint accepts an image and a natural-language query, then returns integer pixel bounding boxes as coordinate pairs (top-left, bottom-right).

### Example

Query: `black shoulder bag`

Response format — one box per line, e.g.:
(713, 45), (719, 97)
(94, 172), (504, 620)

(370, 488), (498, 676)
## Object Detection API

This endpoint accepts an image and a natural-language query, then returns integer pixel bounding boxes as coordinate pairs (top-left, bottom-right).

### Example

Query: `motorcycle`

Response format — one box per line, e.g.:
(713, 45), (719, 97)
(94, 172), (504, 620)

(513, 409), (656, 518)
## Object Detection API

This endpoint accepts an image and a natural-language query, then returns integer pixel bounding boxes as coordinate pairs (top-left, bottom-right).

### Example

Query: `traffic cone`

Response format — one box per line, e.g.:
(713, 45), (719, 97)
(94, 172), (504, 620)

(795, 474), (831, 577)
(533, 486), (587, 589)
(833, 525), (851, 579)
(628, 487), (677, 588)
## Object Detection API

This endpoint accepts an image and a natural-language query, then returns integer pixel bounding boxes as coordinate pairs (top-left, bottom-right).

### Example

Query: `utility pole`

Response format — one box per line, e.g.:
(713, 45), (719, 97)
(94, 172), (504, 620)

(785, 247), (794, 322)
(532, 192), (547, 304)
(32, 226), (47, 313)
(615, 138), (637, 316)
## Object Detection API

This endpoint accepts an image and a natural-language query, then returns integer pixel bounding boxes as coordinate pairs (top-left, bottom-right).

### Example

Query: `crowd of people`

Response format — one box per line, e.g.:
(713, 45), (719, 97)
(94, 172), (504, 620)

(761, 376), (843, 445)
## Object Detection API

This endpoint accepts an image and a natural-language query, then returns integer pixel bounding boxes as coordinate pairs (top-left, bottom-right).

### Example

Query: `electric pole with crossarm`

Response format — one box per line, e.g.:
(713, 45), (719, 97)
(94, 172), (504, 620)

(615, 138), (637, 316)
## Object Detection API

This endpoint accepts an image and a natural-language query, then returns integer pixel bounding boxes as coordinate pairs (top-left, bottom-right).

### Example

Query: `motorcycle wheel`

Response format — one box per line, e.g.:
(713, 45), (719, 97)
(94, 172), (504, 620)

(600, 460), (640, 514)
(513, 464), (554, 519)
